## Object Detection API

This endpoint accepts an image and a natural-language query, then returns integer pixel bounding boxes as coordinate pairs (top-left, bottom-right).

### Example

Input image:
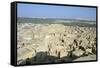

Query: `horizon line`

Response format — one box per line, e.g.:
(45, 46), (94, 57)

(17, 17), (96, 21)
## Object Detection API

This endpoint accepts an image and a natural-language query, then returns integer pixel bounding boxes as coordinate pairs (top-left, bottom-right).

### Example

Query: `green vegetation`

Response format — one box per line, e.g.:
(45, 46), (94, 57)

(17, 17), (96, 27)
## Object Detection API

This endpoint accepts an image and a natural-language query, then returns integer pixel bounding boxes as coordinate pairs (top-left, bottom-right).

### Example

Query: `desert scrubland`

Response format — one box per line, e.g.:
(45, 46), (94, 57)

(17, 19), (96, 65)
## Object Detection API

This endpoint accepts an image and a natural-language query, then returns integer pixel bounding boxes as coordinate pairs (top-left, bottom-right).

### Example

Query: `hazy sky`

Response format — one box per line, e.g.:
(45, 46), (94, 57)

(17, 3), (96, 20)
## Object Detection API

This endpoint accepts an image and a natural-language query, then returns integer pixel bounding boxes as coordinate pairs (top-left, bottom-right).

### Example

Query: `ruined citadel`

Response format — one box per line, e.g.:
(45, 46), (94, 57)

(17, 23), (96, 65)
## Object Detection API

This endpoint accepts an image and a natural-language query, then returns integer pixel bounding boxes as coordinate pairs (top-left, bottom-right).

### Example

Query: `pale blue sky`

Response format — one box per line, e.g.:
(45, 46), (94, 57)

(17, 3), (96, 20)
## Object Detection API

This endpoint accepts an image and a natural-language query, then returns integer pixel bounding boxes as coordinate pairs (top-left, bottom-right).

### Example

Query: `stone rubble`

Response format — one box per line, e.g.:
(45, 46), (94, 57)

(17, 23), (96, 65)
